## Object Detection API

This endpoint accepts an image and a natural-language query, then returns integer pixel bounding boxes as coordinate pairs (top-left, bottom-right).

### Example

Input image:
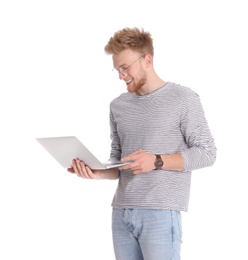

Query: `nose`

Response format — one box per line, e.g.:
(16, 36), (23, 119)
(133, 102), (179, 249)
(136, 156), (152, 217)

(118, 71), (127, 80)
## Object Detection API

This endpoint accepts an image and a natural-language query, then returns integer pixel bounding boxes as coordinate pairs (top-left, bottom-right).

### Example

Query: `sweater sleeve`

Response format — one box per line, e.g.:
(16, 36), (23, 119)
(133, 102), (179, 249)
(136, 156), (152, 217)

(180, 90), (217, 171)
(109, 109), (122, 160)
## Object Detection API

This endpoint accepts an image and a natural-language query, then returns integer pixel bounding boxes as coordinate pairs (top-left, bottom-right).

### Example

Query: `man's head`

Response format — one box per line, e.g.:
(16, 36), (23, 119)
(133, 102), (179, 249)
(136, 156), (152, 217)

(105, 28), (155, 94)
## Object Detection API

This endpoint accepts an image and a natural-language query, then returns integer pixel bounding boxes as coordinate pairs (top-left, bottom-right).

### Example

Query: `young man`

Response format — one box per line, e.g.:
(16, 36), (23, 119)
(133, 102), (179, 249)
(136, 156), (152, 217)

(68, 27), (216, 260)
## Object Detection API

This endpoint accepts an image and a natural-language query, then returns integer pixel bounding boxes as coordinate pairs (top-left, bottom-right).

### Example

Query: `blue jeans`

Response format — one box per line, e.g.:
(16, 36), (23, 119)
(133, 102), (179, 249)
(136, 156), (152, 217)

(112, 208), (182, 260)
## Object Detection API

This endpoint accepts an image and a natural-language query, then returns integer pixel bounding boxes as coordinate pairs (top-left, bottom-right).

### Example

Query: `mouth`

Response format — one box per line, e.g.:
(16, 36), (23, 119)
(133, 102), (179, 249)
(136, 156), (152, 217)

(125, 78), (133, 85)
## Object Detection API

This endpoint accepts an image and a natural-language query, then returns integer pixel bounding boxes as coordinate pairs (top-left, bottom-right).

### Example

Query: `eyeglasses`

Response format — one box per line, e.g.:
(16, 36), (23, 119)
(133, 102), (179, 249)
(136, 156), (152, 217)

(112, 56), (143, 77)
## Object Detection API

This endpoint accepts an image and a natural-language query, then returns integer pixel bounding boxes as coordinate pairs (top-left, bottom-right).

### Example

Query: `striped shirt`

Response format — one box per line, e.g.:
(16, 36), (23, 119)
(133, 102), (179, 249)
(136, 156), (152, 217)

(109, 82), (216, 212)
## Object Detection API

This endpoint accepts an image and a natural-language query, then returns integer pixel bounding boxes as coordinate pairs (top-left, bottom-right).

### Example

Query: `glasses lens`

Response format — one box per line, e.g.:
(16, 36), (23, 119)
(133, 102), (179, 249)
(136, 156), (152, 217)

(113, 67), (127, 76)
(119, 67), (127, 76)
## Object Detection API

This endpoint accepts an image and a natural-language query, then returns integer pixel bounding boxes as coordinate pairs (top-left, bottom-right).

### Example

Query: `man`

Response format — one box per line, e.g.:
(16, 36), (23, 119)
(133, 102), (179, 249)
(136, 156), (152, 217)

(68, 27), (216, 260)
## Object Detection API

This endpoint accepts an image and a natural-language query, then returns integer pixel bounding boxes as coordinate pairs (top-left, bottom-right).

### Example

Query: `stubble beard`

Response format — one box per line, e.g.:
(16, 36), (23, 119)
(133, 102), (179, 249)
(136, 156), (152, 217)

(127, 71), (147, 93)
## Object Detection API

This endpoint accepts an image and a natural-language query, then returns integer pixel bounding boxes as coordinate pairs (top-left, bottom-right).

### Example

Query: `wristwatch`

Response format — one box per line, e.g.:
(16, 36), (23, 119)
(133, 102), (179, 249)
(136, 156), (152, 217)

(154, 154), (164, 170)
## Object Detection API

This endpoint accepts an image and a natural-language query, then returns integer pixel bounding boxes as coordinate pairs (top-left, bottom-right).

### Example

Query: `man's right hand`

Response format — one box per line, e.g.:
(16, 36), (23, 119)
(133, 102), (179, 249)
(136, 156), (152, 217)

(67, 159), (103, 179)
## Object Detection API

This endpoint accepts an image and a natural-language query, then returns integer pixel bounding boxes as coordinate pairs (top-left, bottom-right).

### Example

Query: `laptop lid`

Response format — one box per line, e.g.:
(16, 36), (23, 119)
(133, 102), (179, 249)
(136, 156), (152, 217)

(36, 136), (131, 170)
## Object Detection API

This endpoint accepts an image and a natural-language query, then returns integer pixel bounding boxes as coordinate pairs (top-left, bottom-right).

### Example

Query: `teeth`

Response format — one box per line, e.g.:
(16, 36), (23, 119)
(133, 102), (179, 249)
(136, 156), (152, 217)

(125, 79), (132, 84)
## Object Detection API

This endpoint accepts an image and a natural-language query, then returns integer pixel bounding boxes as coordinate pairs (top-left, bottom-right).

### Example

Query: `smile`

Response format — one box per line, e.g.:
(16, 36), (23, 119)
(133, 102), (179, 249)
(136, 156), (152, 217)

(125, 78), (133, 84)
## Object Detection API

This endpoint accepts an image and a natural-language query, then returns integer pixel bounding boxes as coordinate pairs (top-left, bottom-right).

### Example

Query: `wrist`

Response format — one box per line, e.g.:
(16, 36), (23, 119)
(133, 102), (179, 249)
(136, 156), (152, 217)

(154, 154), (164, 170)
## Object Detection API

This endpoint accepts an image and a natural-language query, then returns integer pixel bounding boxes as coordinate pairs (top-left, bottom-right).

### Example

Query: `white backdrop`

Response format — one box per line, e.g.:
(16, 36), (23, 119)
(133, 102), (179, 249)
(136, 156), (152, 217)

(1, 0), (247, 259)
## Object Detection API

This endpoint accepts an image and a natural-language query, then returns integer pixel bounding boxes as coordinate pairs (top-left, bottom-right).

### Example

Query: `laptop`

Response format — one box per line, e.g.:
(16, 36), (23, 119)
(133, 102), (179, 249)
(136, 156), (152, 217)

(36, 136), (132, 170)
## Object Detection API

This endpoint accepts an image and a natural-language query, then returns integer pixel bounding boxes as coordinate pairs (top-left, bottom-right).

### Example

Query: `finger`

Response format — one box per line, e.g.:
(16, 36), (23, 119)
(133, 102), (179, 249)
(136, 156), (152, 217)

(76, 159), (89, 178)
(119, 161), (139, 171)
(121, 150), (144, 163)
(67, 167), (75, 173)
(132, 169), (142, 174)
(121, 156), (131, 162)
(130, 164), (141, 172)
(119, 164), (129, 170)
(119, 161), (135, 170)
(129, 162), (144, 173)
(80, 162), (92, 179)
(121, 153), (137, 162)
(73, 159), (87, 178)
(72, 159), (80, 175)
(131, 149), (144, 155)
(85, 166), (100, 179)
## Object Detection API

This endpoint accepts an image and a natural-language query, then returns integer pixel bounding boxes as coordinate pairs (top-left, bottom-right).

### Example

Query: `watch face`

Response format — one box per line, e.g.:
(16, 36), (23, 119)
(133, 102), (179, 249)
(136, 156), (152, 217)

(157, 160), (163, 167)
(155, 158), (163, 169)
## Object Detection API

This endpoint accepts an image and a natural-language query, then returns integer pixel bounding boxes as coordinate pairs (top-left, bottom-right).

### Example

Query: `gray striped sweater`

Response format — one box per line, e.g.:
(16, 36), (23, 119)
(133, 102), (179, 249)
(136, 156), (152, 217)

(109, 82), (216, 211)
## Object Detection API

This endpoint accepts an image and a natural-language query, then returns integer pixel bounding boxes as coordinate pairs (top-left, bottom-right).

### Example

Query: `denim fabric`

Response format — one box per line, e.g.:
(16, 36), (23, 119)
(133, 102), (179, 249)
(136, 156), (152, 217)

(112, 208), (182, 260)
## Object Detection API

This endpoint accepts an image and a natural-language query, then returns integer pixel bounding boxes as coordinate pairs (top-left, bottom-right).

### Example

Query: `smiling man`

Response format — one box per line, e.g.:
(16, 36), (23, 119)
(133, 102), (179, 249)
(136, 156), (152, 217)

(68, 27), (217, 260)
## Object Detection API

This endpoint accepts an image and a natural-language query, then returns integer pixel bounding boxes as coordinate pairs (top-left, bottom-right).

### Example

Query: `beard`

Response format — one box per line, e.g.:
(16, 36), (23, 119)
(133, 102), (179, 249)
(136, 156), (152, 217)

(127, 71), (147, 93)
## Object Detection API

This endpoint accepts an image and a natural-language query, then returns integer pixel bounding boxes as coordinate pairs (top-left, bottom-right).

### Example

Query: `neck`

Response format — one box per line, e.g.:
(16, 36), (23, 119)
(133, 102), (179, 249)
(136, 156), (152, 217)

(135, 76), (166, 96)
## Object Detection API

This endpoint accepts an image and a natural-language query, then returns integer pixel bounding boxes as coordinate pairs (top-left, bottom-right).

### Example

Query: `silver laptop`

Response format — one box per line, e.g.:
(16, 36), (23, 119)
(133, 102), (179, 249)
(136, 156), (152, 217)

(36, 136), (132, 170)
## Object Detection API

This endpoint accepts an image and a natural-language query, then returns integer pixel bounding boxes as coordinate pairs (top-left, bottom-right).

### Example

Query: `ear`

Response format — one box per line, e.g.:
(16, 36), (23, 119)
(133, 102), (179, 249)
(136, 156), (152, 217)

(143, 54), (153, 68)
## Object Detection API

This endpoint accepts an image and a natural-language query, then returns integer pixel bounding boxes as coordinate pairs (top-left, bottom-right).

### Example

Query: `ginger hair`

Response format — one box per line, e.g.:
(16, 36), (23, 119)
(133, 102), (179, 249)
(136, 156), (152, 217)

(104, 27), (154, 56)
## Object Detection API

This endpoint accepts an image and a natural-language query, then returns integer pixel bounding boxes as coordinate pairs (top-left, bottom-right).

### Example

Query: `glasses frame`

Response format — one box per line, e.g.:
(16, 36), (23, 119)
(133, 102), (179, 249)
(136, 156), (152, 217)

(112, 56), (143, 77)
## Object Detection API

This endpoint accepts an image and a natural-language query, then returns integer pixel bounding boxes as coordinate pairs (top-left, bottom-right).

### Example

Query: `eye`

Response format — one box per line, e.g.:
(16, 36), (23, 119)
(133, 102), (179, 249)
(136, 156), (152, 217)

(120, 67), (128, 72)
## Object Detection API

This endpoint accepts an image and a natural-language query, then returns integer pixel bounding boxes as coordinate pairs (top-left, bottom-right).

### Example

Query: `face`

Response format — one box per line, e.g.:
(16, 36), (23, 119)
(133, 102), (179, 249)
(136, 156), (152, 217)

(112, 49), (147, 93)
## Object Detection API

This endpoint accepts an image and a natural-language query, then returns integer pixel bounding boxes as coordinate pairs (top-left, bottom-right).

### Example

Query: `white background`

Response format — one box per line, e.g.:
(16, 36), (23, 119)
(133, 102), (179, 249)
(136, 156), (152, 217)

(0, 0), (247, 259)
